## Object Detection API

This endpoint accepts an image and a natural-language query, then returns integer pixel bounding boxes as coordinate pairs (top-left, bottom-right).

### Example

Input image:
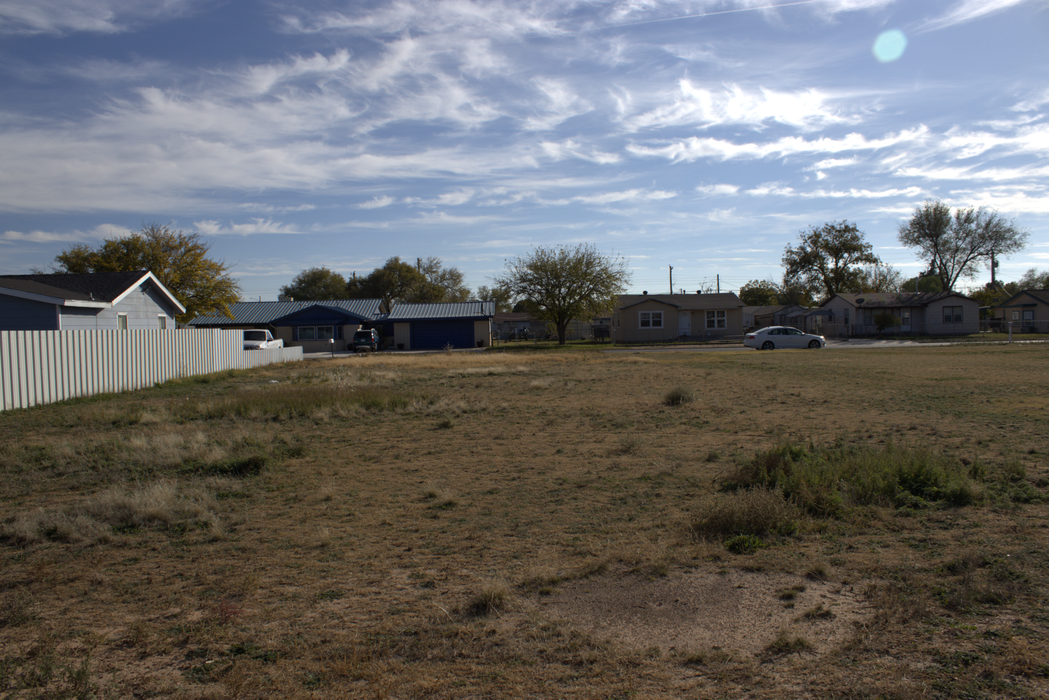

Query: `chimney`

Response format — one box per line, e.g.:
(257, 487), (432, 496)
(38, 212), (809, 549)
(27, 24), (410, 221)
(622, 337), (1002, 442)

(642, 290), (648, 295)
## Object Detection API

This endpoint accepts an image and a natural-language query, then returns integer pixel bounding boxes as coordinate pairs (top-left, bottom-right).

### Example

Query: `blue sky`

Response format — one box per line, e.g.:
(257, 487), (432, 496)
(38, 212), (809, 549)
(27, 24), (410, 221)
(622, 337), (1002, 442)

(1, 0), (1047, 300)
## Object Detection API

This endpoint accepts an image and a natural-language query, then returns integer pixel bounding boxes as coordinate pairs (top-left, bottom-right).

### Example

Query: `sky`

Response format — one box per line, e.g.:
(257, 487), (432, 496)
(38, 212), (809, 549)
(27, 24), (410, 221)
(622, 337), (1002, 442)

(1, 0), (1048, 301)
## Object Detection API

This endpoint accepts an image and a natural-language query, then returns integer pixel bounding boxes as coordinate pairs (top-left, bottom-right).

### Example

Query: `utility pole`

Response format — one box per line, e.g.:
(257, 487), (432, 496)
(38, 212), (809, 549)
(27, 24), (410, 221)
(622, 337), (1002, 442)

(717, 274), (720, 294)
(669, 266), (673, 295)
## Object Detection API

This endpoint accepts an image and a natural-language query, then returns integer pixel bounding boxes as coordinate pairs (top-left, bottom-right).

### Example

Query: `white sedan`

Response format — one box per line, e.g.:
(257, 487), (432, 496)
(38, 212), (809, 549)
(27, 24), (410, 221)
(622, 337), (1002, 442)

(744, 326), (825, 350)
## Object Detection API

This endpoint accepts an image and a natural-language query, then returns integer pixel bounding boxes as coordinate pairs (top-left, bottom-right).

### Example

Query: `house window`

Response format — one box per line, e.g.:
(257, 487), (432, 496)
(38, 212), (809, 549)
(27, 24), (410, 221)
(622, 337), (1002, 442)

(117, 314), (128, 330)
(297, 326), (339, 341)
(158, 315), (167, 330)
(1012, 311), (1020, 321)
(639, 311), (663, 328)
(863, 309), (874, 326)
(943, 306), (963, 323)
(902, 310), (910, 325)
(706, 310), (726, 329)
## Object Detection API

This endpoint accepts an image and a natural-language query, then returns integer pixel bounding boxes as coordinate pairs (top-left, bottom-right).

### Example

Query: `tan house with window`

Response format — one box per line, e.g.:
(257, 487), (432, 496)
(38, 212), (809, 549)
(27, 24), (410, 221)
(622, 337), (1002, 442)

(992, 289), (1049, 333)
(612, 293), (744, 343)
(820, 292), (979, 337)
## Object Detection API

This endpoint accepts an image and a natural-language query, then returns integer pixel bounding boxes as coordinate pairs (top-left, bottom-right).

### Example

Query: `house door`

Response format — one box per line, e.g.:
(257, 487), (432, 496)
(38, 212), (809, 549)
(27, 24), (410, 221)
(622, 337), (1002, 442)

(678, 311), (690, 336)
(901, 310), (911, 333)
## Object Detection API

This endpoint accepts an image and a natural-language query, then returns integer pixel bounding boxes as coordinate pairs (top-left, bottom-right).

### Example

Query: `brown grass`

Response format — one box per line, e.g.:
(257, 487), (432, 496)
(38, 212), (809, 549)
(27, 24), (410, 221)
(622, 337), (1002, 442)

(1, 345), (1048, 698)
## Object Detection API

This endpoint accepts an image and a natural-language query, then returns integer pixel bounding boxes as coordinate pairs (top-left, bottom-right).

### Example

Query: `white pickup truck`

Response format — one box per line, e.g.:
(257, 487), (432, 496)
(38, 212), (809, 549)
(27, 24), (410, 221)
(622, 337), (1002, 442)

(243, 329), (284, 350)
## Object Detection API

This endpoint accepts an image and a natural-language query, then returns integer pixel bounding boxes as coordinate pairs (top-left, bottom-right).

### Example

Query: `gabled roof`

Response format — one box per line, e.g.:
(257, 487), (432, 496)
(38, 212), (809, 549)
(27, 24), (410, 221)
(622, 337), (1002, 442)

(824, 292), (973, 309)
(0, 271), (186, 313)
(384, 301), (495, 321)
(270, 304), (375, 326)
(493, 312), (532, 323)
(189, 299), (385, 326)
(618, 293), (744, 311)
(997, 289), (1049, 308)
(745, 304), (807, 316)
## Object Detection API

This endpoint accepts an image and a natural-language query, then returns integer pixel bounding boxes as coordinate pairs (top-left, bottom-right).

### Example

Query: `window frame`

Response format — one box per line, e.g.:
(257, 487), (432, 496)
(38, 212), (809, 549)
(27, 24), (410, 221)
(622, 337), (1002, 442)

(638, 311), (663, 329)
(296, 325), (341, 341)
(942, 306), (963, 324)
(705, 309), (726, 329)
(158, 315), (167, 330)
(117, 313), (128, 331)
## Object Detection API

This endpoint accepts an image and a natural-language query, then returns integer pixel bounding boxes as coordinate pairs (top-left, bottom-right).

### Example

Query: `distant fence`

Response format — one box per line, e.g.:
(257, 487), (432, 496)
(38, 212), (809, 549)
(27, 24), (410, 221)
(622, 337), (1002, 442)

(0, 329), (303, 411)
(980, 319), (1049, 334)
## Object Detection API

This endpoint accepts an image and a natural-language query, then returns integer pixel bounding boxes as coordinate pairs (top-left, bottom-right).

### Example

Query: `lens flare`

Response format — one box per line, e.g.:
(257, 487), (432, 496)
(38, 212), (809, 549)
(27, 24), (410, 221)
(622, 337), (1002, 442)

(873, 29), (907, 63)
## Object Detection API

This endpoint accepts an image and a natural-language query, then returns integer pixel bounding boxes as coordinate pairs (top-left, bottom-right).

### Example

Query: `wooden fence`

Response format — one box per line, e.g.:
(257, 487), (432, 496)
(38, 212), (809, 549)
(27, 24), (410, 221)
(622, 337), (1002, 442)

(0, 329), (303, 411)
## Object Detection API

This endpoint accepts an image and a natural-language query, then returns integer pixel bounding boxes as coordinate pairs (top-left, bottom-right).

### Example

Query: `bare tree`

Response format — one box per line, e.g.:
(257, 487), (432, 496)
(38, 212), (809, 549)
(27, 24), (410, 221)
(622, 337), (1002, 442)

(897, 200), (1028, 292)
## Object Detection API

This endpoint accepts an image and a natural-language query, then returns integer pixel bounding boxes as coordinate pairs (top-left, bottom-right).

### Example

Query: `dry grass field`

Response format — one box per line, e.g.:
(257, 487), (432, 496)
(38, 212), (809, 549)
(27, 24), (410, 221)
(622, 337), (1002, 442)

(2, 344), (1048, 699)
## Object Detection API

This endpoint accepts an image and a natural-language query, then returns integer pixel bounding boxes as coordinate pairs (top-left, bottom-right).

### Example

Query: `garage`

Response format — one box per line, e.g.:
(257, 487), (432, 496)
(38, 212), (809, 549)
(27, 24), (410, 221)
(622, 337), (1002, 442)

(410, 319), (475, 350)
(385, 301), (494, 351)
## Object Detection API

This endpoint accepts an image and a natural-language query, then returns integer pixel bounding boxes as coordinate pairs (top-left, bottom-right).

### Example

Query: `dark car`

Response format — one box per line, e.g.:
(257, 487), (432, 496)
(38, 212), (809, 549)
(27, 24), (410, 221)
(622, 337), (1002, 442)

(351, 328), (381, 353)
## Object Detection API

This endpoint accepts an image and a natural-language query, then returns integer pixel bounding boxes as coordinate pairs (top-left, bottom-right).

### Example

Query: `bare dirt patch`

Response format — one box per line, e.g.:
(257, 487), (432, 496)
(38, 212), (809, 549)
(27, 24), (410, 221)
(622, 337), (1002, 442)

(542, 567), (871, 657)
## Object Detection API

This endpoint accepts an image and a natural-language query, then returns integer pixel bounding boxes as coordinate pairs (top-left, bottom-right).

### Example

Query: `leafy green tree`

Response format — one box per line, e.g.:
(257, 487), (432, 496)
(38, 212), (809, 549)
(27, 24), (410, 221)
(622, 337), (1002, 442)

(475, 284), (514, 312)
(897, 200), (1029, 292)
(783, 221), (881, 301)
(738, 279), (780, 306)
(775, 279), (817, 307)
(417, 257), (471, 303)
(874, 311), (901, 335)
(1016, 268), (1049, 290)
(494, 244), (630, 345)
(280, 267), (348, 301)
(855, 264), (903, 293)
(346, 257), (426, 307)
(900, 273), (943, 294)
(346, 256), (471, 306)
(54, 222), (240, 322)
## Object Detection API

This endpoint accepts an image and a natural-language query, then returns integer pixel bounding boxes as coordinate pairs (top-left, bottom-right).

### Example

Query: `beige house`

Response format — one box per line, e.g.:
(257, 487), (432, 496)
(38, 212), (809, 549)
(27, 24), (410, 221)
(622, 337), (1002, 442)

(612, 293), (744, 343)
(993, 290), (1049, 333)
(820, 292), (980, 337)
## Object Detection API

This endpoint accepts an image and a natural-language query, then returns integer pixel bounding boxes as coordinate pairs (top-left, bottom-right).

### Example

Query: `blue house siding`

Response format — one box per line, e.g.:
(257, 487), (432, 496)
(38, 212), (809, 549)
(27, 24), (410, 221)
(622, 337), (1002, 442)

(58, 286), (177, 330)
(0, 296), (58, 331)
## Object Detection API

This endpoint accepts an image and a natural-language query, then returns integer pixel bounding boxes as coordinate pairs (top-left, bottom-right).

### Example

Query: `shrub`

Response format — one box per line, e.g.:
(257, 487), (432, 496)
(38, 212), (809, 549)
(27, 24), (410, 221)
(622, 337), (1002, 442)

(725, 535), (767, 555)
(723, 443), (980, 516)
(690, 488), (800, 540)
(467, 581), (511, 616)
(663, 386), (695, 406)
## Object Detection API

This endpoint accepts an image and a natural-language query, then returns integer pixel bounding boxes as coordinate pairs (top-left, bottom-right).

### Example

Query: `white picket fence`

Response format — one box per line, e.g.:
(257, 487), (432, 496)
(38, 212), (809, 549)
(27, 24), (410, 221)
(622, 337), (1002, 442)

(0, 329), (303, 411)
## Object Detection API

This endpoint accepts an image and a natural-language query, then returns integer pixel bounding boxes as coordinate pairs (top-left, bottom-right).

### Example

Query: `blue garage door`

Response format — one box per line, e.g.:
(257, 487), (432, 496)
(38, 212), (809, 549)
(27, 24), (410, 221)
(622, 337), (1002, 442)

(411, 320), (475, 350)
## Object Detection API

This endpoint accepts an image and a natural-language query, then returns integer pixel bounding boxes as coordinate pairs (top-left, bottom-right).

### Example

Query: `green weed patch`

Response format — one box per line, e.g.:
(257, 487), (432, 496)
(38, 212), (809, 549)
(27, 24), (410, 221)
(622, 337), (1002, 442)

(724, 443), (982, 516)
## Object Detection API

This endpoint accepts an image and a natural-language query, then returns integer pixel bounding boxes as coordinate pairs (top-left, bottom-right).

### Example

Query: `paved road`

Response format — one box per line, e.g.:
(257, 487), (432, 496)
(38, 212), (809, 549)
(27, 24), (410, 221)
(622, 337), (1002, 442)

(602, 338), (1040, 353)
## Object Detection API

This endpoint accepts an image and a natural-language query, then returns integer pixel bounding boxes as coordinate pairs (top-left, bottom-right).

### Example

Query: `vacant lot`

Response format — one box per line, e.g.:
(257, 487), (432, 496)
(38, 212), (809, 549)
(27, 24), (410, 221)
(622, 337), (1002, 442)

(2, 345), (1048, 699)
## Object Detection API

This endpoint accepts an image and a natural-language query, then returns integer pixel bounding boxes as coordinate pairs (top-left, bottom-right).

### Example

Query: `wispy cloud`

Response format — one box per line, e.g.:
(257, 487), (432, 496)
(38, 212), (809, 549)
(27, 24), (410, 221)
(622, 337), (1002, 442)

(0, 223), (131, 244)
(917, 0), (1034, 32)
(194, 219), (302, 236)
(0, 0), (202, 35)
(627, 127), (930, 161)
(624, 80), (853, 132)
(358, 196), (396, 209)
(696, 184), (741, 196)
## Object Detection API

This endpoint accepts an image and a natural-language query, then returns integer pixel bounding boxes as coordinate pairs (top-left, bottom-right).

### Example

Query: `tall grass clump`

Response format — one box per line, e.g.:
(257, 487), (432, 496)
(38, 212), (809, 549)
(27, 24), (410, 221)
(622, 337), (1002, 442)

(689, 488), (800, 540)
(663, 385), (695, 406)
(724, 443), (981, 517)
(2, 481), (221, 545)
(186, 385), (414, 421)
